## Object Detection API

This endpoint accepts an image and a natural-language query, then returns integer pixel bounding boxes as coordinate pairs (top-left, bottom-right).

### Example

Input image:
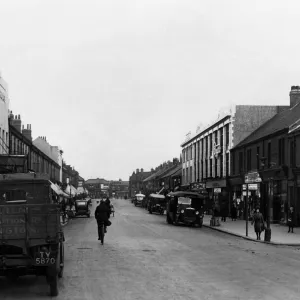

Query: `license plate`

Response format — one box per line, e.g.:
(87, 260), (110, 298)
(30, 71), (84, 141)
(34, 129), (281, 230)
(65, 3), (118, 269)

(34, 251), (56, 265)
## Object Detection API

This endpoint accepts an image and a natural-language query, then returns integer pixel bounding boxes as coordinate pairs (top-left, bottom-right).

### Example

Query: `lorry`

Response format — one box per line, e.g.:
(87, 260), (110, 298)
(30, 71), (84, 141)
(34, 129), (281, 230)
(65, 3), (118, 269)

(0, 172), (65, 297)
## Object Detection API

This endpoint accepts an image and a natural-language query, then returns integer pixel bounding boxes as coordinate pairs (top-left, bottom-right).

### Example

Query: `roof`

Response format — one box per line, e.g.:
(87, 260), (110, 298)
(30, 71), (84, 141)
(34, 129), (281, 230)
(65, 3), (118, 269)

(85, 178), (109, 184)
(149, 193), (165, 199)
(171, 167), (182, 178)
(161, 164), (182, 179)
(235, 103), (300, 148)
(143, 167), (170, 182)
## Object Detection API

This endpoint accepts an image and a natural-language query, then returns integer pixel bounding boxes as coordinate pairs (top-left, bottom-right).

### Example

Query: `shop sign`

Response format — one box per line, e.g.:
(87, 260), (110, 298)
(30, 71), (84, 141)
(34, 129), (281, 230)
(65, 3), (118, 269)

(190, 182), (206, 189)
(248, 184), (258, 190)
(214, 188), (221, 193)
(245, 172), (262, 184)
(206, 179), (227, 188)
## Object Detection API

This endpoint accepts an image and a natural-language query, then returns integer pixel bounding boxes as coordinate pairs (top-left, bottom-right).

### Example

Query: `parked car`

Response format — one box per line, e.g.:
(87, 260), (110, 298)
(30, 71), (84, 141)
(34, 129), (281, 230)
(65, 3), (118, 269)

(147, 194), (166, 215)
(75, 200), (91, 217)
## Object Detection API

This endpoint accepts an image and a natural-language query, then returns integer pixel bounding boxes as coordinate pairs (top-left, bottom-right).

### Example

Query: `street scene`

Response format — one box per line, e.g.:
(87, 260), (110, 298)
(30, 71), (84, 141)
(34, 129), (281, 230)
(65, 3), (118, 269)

(1, 198), (300, 300)
(1, 1), (300, 299)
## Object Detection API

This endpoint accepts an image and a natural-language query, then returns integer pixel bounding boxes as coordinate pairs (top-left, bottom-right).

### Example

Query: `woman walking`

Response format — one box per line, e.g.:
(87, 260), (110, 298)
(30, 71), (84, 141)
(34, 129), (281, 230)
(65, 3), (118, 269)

(288, 206), (295, 233)
(251, 207), (265, 240)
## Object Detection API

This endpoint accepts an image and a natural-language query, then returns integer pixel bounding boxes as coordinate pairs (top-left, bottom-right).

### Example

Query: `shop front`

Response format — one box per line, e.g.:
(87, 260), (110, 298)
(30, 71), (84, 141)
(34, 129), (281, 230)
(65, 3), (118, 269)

(206, 179), (228, 215)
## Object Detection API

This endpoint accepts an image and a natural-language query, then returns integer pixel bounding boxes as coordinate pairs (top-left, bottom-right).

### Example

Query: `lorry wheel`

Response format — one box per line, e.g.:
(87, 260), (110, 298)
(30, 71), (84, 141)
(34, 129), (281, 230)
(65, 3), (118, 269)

(58, 243), (64, 278)
(49, 275), (58, 297)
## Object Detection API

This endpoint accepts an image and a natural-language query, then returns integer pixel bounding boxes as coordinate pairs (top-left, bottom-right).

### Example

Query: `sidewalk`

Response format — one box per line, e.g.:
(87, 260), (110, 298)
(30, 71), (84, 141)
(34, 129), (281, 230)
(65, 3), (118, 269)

(202, 215), (300, 246)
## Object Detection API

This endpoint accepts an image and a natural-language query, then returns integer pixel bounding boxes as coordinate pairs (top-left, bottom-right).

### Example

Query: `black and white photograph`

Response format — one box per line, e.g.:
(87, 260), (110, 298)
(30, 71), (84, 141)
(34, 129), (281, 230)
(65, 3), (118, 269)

(0, 0), (300, 299)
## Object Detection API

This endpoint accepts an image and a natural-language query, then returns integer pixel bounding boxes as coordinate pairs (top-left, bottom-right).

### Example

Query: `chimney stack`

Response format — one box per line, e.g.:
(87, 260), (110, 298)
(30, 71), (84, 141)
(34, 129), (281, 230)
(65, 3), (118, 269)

(10, 114), (22, 132)
(22, 124), (32, 141)
(141, 168), (144, 173)
(136, 168), (139, 173)
(290, 86), (300, 108)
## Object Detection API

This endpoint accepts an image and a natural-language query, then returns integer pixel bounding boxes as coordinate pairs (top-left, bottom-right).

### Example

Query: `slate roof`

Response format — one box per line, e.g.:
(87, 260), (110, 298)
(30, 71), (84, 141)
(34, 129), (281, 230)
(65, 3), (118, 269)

(235, 103), (300, 148)
(171, 167), (183, 178)
(144, 165), (179, 182)
(161, 164), (182, 179)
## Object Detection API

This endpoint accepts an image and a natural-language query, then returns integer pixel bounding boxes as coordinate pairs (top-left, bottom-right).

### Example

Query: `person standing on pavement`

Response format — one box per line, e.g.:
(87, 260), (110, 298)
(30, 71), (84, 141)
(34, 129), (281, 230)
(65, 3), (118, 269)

(231, 204), (237, 221)
(288, 206), (295, 233)
(251, 207), (265, 240)
(105, 197), (112, 219)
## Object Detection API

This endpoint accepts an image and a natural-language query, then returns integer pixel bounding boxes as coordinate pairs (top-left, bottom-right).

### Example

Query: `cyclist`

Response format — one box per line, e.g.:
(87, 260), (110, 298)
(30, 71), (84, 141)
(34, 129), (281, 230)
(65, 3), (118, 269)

(95, 199), (110, 239)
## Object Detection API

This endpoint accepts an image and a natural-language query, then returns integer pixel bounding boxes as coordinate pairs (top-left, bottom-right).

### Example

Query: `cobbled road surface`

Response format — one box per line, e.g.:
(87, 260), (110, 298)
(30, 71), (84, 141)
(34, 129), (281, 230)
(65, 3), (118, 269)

(1, 198), (300, 300)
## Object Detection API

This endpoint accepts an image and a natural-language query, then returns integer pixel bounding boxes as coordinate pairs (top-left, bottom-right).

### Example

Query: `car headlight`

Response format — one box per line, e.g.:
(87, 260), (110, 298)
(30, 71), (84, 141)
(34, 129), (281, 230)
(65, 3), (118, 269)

(181, 210), (184, 213)
(196, 211), (199, 215)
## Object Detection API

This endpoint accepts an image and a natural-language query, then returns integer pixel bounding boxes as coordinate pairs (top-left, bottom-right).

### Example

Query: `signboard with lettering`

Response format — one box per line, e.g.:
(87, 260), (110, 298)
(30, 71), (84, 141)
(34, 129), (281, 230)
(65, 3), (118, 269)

(245, 172), (262, 184)
(214, 188), (221, 193)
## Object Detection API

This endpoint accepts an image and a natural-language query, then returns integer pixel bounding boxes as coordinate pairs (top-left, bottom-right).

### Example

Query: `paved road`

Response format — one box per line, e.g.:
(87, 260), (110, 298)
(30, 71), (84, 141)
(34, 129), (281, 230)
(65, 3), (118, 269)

(1, 198), (300, 299)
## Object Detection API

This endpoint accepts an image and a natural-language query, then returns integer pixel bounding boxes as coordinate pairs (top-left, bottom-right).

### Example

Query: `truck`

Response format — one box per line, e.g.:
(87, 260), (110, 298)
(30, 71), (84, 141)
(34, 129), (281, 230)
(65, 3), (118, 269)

(0, 173), (65, 297)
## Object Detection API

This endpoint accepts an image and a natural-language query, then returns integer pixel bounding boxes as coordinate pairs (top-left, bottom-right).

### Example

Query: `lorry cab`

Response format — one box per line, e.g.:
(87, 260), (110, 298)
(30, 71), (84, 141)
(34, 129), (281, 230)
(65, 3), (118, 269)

(166, 191), (206, 227)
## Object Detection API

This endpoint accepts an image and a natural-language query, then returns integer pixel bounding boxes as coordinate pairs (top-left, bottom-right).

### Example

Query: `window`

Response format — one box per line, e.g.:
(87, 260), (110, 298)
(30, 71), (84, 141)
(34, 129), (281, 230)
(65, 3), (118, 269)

(238, 152), (243, 173)
(247, 149), (252, 171)
(220, 128), (224, 150)
(267, 142), (271, 168)
(190, 166), (192, 183)
(290, 140), (296, 167)
(205, 159), (208, 178)
(220, 154), (224, 177)
(226, 153), (229, 176)
(256, 146), (260, 170)
(209, 159), (212, 177)
(215, 158), (218, 177)
(209, 135), (212, 156)
(278, 138), (285, 165)
(225, 125), (230, 149)
(232, 151), (235, 175)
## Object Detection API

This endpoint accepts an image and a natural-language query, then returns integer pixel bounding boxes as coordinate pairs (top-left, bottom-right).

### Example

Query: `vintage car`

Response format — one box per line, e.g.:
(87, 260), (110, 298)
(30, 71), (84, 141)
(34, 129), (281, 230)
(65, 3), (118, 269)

(75, 199), (91, 217)
(147, 194), (166, 215)
(134, 193), (145, 207)
(166, 191), (206, 227)
(0, 173), (65, 297)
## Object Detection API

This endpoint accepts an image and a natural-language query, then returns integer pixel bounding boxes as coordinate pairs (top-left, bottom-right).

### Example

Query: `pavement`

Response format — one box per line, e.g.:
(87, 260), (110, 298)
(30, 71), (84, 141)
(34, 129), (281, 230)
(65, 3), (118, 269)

(202, 215), (300, 246)
(2, 198), (300, 299)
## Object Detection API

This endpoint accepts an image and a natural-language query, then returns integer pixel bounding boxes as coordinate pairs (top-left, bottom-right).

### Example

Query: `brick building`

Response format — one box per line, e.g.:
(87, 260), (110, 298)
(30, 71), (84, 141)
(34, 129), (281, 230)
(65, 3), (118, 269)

(230, 86), (300, 224)
(109, 179), (129, 198)
(0, 113), (61, 182)
(129, 168), (152, 197)
(181, 104), (288, 210)
(0, 74), (9, 156)
(85, 178), (110, 198)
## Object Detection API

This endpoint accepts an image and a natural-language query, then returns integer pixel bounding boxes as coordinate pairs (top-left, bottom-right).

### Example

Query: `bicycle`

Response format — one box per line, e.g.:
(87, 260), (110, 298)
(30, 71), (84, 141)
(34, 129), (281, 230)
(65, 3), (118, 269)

(98, 221), (105, 245)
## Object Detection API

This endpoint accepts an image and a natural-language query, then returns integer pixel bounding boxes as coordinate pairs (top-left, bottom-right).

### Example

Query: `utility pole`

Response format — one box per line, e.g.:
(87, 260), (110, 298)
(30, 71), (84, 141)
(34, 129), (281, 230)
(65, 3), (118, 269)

(246, 183), (249, 237)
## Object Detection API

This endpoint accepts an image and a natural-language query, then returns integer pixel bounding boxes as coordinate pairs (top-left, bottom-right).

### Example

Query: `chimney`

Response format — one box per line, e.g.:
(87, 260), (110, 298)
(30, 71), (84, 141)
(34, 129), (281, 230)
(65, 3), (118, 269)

(22, 124), (32, 141)
(136, 168), (139, 173)
(289, 86), (300, 108)
(11, 114), (22, 132)
(141, 168), (144, 173)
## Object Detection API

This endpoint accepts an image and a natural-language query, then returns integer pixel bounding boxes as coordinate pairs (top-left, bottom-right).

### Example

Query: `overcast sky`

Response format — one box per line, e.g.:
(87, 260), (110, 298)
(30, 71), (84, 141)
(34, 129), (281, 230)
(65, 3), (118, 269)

(0, 0), (299, 181)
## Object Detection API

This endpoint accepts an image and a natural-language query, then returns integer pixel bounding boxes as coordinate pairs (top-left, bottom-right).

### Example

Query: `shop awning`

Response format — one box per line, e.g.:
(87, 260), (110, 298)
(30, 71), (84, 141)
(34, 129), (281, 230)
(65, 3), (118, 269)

(64, 184), (77, 197)
(49, 181), (70, 198)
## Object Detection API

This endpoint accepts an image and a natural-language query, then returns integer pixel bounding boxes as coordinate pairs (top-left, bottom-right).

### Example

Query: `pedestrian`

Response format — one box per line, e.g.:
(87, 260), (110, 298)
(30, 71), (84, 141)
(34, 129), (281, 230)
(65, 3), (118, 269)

(231, 204), (237, 221)
(251, 207), (265, 240)
(221, 199), (229, 222)
(288, 206), (295, 233)
(105, 197), (112, 219)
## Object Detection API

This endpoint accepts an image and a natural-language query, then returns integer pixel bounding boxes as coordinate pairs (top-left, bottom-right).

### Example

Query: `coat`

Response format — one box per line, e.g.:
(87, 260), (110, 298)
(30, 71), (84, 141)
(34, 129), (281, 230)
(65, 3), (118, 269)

(95, 203), (110, 222)
(288, 210), (295, 227)
(252, 212), (264, 233)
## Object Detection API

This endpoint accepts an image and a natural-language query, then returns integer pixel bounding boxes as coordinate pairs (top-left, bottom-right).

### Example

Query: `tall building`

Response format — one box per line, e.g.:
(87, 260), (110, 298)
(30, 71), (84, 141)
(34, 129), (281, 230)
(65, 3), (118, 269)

(181, 104), (288, 207)
(0, 73), (9, 155)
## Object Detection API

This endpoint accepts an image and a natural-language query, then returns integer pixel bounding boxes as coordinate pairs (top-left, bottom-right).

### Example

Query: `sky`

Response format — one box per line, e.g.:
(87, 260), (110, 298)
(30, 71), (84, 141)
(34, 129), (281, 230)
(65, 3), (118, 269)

(0, 0), (300, 181)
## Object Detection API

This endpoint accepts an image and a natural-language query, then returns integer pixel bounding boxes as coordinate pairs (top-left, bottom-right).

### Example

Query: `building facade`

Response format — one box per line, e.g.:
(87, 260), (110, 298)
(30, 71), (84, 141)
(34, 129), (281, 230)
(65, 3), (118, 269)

(230, 86), (300, 224)
(109, 180), (129, 198)
(181, 104), (288, 211)
(129, 168), (152, 197)
(6, 114), (60, 182)
(85, 178), (110, 198)
(0, 74), (9, 155)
